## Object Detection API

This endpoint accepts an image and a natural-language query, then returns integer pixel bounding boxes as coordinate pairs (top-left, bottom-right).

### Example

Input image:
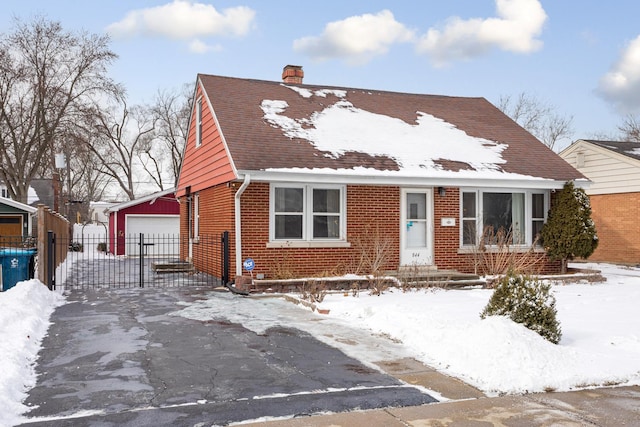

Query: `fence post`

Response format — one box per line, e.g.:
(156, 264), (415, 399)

(139, 233), (144, 288)
(222, 231), (229, 285)
(47, 231), (55, 290)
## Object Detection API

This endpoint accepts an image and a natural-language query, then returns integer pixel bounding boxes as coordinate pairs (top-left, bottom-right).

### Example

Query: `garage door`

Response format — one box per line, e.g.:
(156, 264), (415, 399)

(0, 216), (23, 246)
(125, 215), (180, 256)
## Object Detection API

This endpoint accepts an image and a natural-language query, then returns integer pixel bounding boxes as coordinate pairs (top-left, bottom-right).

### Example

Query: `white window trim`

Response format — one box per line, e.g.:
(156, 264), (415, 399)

(269, 183), (347, 244)
(459, 188), (549, 249)
(193, 193), (200, 242)
(195, 97), (203, 147)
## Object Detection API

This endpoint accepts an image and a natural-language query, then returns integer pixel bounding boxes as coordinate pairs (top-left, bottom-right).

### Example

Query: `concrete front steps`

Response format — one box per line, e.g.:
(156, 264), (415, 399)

(151, 261), (196, 274)
(386, 268), (486, 288)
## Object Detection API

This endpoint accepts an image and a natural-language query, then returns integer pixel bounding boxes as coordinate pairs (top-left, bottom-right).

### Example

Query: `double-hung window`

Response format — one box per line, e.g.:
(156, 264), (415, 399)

(460, 189), (548, 247)
(531, 193), (545, 246)
(271, 184), (345, 241)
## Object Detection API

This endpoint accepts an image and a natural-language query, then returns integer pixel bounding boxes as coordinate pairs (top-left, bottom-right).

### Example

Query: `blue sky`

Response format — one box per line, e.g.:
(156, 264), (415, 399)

(4, 0), (640, 151)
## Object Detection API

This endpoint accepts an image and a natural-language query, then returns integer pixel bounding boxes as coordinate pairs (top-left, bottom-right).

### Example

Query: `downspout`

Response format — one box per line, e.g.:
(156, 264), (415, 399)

(234, 174), (251, 277)
(113, 212), (118, 255)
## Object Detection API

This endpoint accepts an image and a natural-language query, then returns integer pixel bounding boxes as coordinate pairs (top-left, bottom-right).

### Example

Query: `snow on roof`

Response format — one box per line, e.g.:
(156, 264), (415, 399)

(261, 96), (507, 175)
(581, 140), (640, 162)
(282, 84), (346, 99)
(628, 147), (640, 157)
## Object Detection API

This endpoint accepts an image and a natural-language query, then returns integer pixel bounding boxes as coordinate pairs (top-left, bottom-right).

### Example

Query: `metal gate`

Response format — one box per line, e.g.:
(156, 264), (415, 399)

(48, 232), (229, 290)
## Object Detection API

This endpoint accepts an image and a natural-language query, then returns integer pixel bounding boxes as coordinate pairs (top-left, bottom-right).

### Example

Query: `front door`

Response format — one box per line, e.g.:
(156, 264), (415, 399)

(400, 189), (433, 266)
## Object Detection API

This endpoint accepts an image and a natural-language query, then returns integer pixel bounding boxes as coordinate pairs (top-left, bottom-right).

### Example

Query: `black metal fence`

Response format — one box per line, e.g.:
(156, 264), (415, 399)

(52, 233), (228, 290)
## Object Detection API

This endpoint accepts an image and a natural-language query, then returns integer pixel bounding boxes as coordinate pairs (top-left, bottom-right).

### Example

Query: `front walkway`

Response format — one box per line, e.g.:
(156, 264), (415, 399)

(241, 385), (640, 426)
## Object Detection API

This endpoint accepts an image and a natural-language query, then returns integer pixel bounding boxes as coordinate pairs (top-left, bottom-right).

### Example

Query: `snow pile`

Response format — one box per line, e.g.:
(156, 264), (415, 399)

(0, 280), (65, 426)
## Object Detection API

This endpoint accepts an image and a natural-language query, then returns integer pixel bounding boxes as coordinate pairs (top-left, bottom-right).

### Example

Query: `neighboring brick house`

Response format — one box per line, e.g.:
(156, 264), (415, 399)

(176, 65), (586, 283)
(560, 139), (640, 265)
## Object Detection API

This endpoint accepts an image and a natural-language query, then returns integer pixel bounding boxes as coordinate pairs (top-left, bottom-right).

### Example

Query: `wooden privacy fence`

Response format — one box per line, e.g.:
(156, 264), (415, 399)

(36, 205), (69, 289)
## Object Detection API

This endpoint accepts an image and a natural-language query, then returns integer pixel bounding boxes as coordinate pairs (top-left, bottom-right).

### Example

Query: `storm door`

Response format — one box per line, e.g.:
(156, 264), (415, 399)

(400, 189), (433, 266)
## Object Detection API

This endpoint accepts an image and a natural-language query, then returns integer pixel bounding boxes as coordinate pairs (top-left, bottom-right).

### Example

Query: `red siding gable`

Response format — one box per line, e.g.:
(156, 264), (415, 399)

(177, 80), (236, 197)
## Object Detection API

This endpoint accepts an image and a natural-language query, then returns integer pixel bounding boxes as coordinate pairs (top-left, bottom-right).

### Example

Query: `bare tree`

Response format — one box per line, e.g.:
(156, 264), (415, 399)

(66, 134), (113, 202)
(150, 84), (192, 187)
(0, 17), (118, 204)
(498, 92), (574, 151)
(618, 114), (640, 142)
(82, 94), (156, 201)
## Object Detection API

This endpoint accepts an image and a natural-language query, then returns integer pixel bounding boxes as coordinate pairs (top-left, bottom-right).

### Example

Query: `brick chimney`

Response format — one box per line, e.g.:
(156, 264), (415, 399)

(282, 65), (304, 84)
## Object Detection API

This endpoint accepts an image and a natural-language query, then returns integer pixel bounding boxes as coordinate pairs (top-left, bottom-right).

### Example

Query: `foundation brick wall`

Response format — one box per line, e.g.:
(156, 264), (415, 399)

(588, 192), (640, 264)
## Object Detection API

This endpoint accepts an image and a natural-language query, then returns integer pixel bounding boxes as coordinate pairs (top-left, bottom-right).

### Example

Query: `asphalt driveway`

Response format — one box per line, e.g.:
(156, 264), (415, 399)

(20, 286), (436, 426)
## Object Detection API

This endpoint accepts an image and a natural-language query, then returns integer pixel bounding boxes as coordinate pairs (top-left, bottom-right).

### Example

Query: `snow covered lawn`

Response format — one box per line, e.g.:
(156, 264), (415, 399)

(312, 262), (640, 395)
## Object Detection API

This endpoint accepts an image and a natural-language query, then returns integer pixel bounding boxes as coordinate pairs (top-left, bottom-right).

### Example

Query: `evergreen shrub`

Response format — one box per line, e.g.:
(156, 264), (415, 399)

(540, 181), (598, 273)
(480, 272), (562, 344)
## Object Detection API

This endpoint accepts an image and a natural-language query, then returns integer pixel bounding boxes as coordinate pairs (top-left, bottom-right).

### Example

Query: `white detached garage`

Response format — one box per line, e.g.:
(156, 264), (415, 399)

(106, 189), (180, 256)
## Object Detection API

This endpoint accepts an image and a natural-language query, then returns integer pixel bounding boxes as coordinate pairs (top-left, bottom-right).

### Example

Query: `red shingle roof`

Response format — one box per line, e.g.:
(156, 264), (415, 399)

(198, 73), (583, 182)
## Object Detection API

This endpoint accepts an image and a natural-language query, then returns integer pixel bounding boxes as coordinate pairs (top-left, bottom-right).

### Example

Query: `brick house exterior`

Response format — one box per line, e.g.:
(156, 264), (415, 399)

(177, 66), (583, 283)
(561, 140), (640, 264)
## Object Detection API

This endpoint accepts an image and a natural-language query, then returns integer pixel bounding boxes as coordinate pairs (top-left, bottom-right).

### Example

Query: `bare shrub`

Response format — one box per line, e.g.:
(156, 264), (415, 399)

(472, 226), (545, 277)
(350, 282), (360, 297)
(300, 280), (327, 304)
(269, 245), (295, 280)
(350, 224), (393, 295)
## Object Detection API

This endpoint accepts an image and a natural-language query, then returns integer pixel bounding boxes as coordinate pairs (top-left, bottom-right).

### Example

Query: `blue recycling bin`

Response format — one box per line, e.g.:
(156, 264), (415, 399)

(0, 248), (36, 291)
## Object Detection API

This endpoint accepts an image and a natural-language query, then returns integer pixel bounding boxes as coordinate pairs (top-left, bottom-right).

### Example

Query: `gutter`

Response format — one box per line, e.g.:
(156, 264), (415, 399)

(234, 174), (251, 277)
(235, 169), (575, 190)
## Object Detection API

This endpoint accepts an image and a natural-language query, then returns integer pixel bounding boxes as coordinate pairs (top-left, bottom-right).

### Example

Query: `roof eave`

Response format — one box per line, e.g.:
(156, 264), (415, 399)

(105, 188), (177, 213)
(237, 170), (584, 190)
(0, 198), (38, 213)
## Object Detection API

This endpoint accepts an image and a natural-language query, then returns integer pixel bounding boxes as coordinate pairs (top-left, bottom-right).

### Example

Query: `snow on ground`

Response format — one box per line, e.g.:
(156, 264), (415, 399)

(1, 262), (639, 424)
(174, 262), (640, 396)
(0, 280), (65, 427)
(312, 264), (640, 395)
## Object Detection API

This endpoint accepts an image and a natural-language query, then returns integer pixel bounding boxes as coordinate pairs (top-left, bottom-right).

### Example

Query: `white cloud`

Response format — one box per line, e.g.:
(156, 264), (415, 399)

(416, 0), (547, 67)
(106, 1), (256, 40)
(293, 10), (415, 65)
(188, 39), (222, 54)
(597, 35), (640, 113)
